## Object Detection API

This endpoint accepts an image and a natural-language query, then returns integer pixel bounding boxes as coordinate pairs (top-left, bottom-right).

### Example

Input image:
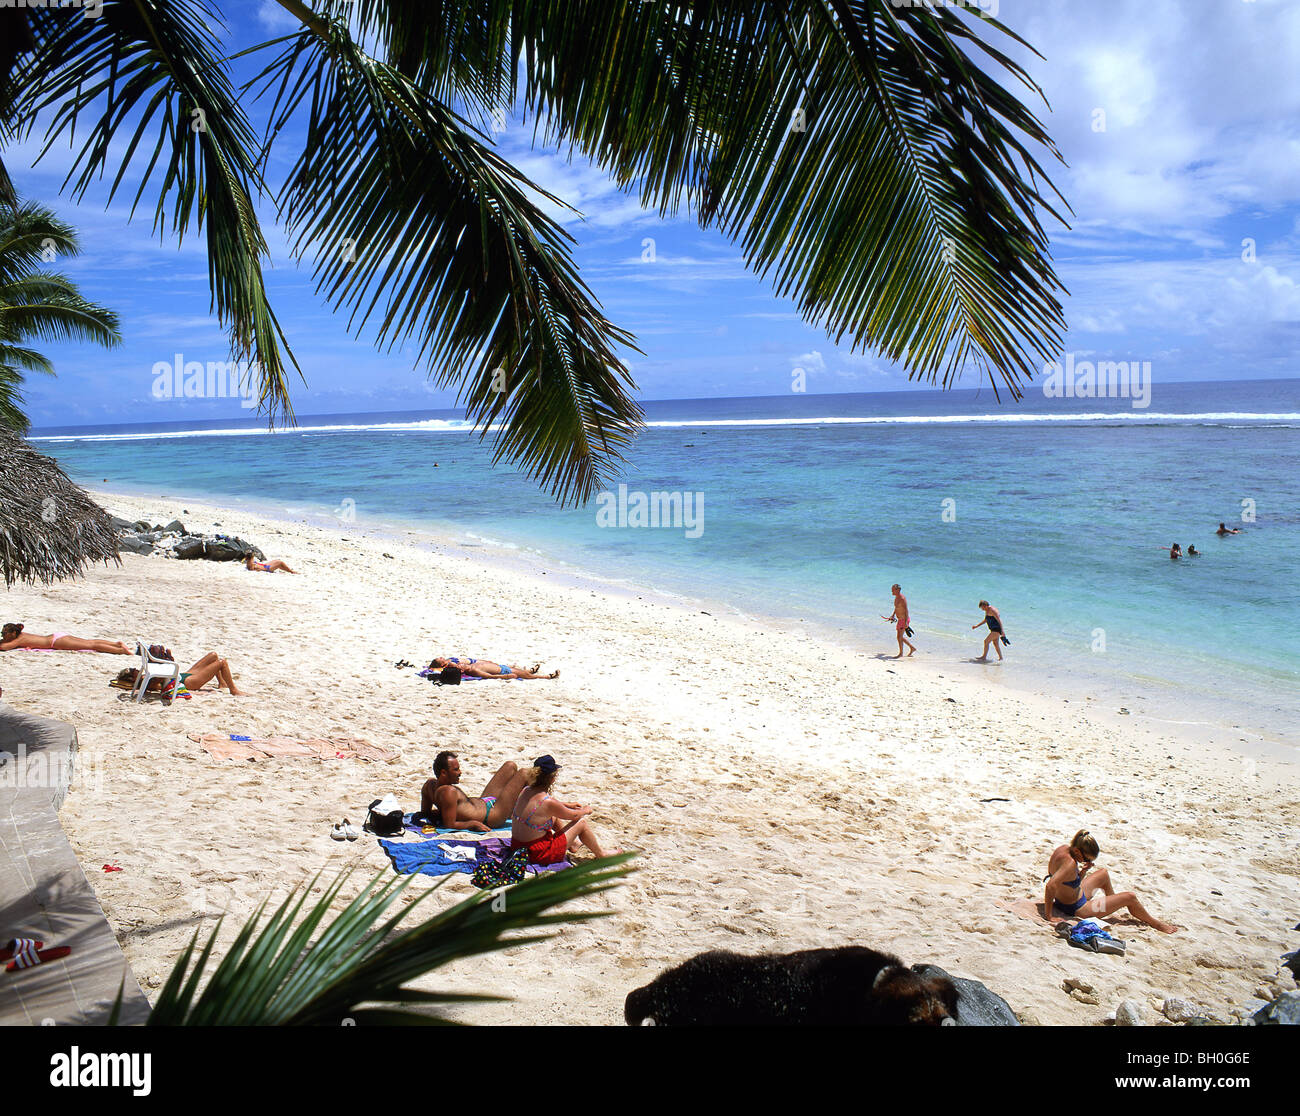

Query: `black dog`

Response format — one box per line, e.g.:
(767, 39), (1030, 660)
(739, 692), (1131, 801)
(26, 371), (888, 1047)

(624, 946), (959, 1026)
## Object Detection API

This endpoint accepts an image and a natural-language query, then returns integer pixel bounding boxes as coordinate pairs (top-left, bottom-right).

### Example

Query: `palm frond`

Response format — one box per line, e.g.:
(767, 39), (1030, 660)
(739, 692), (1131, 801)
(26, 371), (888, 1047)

(12, 0), (299, 417)
(0, 291), (122, 349)
(247, 14), (642, 502)
(146, 853), (635, 1026)
(508, 0), (1069, 397)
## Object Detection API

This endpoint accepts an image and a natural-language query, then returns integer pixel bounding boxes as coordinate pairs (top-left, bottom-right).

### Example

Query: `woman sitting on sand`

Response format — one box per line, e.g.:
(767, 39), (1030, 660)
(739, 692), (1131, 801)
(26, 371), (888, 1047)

(1044, 829), (1177, 933)
(243, 552), (296, 573)
(115, 652), (244, 696)
(1, 623), (131, 655)
(428, 656), (558, 680)
(510, 755), (617, 864)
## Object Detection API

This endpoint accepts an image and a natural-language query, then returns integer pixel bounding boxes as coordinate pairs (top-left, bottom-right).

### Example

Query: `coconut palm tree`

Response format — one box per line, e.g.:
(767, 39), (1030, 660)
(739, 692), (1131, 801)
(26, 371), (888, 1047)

(0, 199), (122, 433)
(1, 1), (1068, 503)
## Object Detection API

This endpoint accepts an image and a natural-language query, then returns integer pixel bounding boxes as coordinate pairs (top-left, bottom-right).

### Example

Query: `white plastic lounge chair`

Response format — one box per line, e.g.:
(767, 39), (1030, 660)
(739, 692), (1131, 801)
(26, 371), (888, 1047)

(132, 639), (179, 704)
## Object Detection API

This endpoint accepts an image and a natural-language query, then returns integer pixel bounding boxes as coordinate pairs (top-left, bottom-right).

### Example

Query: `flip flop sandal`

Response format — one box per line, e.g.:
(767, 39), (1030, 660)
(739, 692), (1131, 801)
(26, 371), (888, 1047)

(1, 938), (44, 963)
(342, 819), (360, 841)
(330, 821), (346, 841)
(5, 943), (71, 972)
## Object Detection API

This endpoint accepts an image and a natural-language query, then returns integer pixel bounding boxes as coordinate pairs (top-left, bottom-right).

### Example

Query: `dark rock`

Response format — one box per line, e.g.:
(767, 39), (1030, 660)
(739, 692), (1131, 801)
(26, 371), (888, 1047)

(202, 537), (264, 561)
(203, 539), (245, 561)
(911, 964), (1019, 1026)
(110, 516), (138, 532)
(172, 537), (206, 560)
(162, 519), (187, 535)
(133, 520), (151, 533)
(1252, 990), (1300, 1025)
(117, 534), (154, 555)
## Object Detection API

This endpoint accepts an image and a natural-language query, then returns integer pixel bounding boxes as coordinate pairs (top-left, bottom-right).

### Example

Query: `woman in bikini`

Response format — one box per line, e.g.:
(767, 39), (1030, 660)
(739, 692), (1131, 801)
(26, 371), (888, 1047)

(972, 600), (1007, 662)
(428, 656), (559, 680)
(115, 652), (244, 696)
(1044, 829), (1177, 933)
(1, 623), (131, 655)
(510, 755), (617, 864)
(243, 552), (297, 573)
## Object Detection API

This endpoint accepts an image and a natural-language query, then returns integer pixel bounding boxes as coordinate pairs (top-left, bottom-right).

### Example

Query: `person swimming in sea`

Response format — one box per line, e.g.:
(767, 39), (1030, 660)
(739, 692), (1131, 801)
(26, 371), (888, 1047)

(972, 600), (1008, 661)
(1, 623), (131, 655)
(1163, 543), (1182, 560)
(1187, 544), (1199, 556)
(1043, 829), (1177, 933)
(1216, 522), (1240, 536)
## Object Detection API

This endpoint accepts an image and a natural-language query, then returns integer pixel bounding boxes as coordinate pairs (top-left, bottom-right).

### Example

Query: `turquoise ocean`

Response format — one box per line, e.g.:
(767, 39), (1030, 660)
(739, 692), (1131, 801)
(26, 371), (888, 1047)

(30, 378), (1300, 754)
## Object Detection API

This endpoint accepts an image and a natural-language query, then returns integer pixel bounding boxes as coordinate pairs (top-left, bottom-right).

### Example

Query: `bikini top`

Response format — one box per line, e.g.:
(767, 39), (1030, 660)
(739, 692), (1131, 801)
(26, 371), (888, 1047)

(512, 792), (553, 832)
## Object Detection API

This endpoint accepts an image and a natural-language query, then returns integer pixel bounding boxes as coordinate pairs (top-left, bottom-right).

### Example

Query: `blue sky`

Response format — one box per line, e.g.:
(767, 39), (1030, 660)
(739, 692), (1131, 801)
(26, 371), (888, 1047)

(11, 0), (1300, 428)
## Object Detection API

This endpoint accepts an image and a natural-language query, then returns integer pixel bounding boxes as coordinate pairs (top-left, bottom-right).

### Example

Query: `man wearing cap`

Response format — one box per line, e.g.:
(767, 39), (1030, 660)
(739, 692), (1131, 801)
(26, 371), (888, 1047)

(417, 751), (530, 831)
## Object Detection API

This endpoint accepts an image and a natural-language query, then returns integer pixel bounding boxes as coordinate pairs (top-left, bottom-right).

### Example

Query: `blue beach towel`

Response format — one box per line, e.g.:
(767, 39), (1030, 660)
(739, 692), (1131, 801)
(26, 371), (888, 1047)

(379, 835), (569, 878)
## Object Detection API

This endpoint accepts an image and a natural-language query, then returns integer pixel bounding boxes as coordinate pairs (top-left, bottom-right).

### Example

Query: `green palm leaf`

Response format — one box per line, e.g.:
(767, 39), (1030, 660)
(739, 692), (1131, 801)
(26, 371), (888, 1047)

(145, 853), (635, 1026)
(4, 0), (1069, 488)
(0, 199), (121, 432)
(12, 0), (298, 416)
(247, 16), (642, 502)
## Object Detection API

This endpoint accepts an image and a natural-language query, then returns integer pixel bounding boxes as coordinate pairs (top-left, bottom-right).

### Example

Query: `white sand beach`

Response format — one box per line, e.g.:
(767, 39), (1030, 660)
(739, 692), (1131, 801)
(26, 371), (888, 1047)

(3, 492), (1296, 1026)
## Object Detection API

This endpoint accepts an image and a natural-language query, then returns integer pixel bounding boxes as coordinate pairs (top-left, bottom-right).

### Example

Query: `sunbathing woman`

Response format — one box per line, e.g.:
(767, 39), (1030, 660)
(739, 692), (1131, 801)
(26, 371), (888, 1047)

(243, 552), (297, 573)
(1044, 829), (1177, 933)
(428, 656), (559, 679)
(116, 652), (244, 696)
(1, 623), (131, 655)
(510, 755), (618, 863)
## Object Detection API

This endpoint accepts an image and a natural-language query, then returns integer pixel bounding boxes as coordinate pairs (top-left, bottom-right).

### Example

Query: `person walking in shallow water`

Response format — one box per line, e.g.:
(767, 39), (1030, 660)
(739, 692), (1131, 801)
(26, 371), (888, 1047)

(972, 600), (1007, 661)
(881, 584), (916, 658)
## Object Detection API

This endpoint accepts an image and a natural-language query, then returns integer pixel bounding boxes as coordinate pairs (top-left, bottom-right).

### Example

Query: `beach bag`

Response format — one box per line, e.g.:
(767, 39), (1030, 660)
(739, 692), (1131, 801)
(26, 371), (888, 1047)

(470, 847), (529, 890)
(365, 794), (404, 837)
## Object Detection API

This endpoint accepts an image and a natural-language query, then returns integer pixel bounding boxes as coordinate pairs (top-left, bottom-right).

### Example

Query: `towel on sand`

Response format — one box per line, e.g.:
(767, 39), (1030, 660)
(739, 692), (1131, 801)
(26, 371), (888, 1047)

(379, 836), (569, 878)
(190, 733), (400, 763)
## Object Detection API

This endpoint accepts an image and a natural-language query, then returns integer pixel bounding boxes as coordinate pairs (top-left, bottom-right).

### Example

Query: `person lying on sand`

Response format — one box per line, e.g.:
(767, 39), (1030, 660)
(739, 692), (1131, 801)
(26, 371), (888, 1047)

(428, 656), (558, 679)
(243, 552), (297, 573)
(510, 754), (619, 863)
(115, 652), (244, 696)
(1043, 828), (1177, 933)
(418, 751), (530, 831)
(1, 623), (131, 655)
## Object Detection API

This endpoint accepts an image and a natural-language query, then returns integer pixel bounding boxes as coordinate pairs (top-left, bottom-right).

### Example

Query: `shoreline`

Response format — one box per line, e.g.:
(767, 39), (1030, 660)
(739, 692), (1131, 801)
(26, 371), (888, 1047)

(91, 482), (1299, 766)
(3, 490), (1296, 1025)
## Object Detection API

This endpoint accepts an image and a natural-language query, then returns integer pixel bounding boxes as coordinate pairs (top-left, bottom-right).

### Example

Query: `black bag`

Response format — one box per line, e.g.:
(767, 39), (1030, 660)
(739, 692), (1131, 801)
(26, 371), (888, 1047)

(365, 797), (404, 837)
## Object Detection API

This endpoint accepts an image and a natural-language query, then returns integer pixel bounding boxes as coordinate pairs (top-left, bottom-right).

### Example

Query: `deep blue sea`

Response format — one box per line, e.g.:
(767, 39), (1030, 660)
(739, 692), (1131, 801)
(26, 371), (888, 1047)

(30, 379), (1300, 752)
